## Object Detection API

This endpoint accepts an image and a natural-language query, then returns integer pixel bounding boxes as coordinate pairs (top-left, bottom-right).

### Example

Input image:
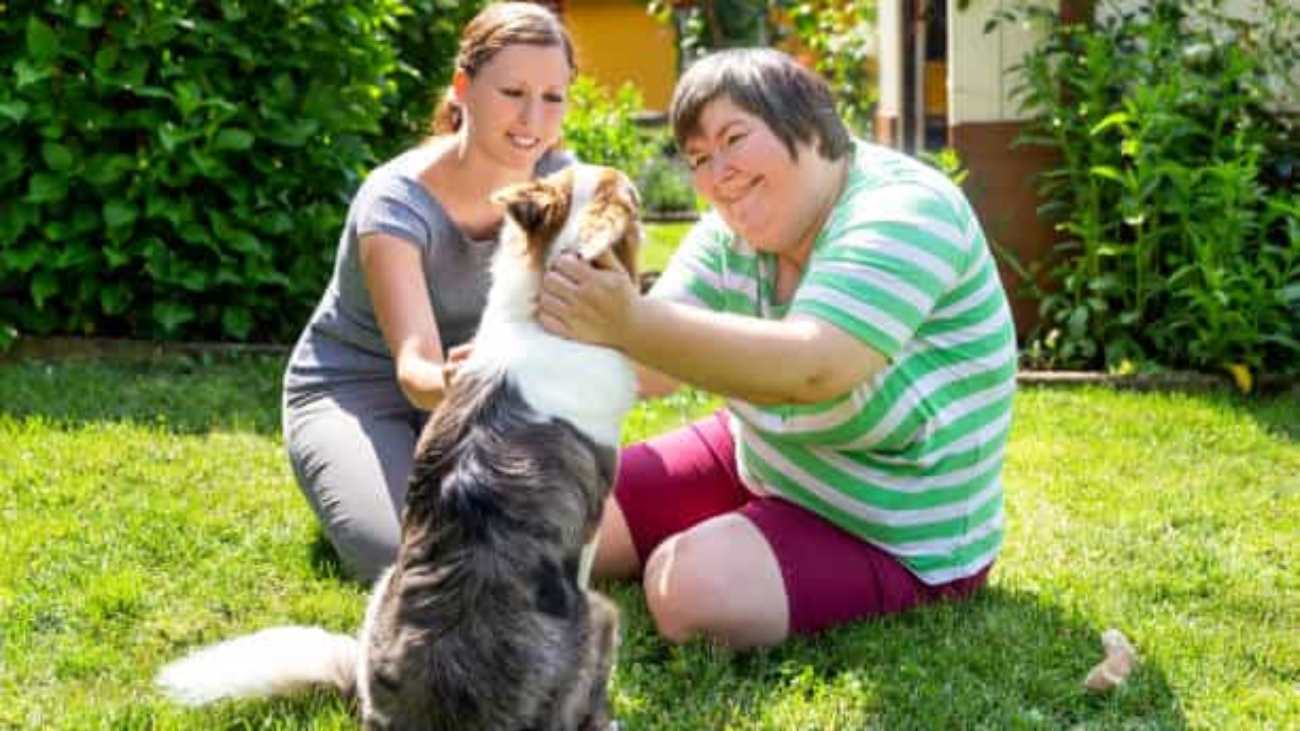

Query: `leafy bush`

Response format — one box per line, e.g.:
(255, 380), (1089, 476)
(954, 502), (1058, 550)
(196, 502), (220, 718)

(638, 155), (698, 215)
(996, 0), (1298, 375)
(563, 76), (700, 216)
(780, 1), (877, 137)
(377, 0), (485, 158)
(0, 1), (438, 344)
(562, 76), (659, 177)
(649, 1), (879, 138)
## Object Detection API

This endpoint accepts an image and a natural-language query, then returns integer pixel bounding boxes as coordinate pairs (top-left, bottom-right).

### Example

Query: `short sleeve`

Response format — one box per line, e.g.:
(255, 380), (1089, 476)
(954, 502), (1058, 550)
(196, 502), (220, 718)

(537, 148), (578, 175)
(790, 182), (974, 360)
(647, 213), (732, 311)
(353, 171), (432, 248)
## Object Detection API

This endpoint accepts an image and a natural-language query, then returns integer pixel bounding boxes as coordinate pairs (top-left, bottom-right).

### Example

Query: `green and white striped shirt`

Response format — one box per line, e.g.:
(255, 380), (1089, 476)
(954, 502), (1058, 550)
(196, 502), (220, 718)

(651, 140), (1016, 584)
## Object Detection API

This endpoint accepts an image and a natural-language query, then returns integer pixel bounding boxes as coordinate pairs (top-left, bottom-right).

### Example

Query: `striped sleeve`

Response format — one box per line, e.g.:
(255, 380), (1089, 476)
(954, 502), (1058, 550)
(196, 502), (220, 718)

(790, 183), (974, 361)
(647, 213), (731, 310)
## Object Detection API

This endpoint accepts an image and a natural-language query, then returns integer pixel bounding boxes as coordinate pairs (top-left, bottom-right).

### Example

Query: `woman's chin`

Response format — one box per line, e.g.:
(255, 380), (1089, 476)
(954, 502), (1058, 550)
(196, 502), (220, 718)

(736, 223), (775, 250)
(495, 142), (545, 170)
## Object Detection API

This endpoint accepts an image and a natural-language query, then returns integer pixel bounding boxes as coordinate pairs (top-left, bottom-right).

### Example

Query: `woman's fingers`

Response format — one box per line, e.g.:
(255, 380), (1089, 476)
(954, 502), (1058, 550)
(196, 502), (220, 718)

(536, 308), (568, 338)
(537, 285), (573, 340)
(541, 254), (584, 304)
(549, 250), (589, 282)
(587, 247), (626, 275)
(537, 251), (633, 346)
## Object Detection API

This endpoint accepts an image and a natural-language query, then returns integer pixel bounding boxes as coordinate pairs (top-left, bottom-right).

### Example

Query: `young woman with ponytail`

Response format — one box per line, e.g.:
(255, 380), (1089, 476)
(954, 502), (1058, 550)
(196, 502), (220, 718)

(281, 3), (578, 582)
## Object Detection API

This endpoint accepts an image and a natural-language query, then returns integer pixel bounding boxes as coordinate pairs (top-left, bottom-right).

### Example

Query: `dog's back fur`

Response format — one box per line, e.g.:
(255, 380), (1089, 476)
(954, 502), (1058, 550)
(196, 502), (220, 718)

(157, 164), (641, 731)
(358, 374), (619, 729)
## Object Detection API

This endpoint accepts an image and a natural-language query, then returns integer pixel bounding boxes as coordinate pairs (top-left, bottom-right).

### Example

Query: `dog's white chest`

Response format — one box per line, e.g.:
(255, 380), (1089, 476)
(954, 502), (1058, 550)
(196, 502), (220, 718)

(466, 323), (636, 448)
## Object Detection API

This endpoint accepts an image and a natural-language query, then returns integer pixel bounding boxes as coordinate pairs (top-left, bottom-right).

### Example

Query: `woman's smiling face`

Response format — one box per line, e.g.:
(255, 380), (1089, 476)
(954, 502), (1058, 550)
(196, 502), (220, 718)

(457, 43), (571, 172)
(683, 96), (823, 254)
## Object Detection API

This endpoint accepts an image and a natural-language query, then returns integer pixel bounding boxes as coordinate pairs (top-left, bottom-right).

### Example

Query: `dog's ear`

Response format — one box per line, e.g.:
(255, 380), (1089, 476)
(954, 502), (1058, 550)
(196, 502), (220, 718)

(614, 220), (642, 282)
(580, 220), (641, 283)
(578, 173), (641, 282)
(491, 182), (553, 233)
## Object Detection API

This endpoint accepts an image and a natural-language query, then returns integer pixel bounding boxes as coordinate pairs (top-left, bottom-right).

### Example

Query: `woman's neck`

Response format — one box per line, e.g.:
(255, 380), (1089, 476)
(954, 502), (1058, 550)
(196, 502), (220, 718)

(782, 156), (849, 271)
(420, 135), (533, 239)
(445, 134), (533, 196)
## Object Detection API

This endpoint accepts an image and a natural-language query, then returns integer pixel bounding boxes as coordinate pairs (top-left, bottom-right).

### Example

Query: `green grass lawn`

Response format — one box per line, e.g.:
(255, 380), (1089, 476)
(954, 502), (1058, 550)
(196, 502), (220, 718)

(641, 221), (692, 273)
(0, 353), (1295, 730)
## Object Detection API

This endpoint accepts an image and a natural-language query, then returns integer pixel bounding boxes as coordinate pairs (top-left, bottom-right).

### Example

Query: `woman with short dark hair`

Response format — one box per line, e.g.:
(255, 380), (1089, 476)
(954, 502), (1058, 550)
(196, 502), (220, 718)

(540, 48), (1016, 647)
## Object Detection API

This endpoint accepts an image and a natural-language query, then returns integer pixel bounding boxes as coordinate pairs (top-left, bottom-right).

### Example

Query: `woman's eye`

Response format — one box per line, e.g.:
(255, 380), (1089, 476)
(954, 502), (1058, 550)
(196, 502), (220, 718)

(543, 93), (565, 104)
(687, 154), (710, 171)
(724, 132), (746, 149)
(501, 88), (524, 98)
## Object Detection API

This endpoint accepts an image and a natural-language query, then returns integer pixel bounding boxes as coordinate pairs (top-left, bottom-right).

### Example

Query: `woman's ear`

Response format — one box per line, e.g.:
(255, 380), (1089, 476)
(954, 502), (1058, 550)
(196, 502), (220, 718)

(451, 68), (470, 104)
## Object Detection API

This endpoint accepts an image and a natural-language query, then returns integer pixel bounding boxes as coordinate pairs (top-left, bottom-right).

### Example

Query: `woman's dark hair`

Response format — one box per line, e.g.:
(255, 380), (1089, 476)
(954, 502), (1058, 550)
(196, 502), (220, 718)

(431, 2), (577, 135)
(669, 48), (851, 162)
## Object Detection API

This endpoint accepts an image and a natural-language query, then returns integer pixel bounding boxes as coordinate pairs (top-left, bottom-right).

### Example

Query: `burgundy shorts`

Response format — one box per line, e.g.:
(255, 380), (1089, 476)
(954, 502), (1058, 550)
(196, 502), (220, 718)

(615, 410), (991, 636)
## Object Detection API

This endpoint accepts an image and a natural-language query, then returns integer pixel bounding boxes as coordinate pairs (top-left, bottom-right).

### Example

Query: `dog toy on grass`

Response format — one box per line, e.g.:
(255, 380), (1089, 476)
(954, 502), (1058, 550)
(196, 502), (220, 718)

(1083, 628), (1138, 692)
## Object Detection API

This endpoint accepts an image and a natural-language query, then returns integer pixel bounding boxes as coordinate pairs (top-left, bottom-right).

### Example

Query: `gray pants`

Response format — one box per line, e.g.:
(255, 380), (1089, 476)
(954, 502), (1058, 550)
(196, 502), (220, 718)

(282, 381), (426, 582)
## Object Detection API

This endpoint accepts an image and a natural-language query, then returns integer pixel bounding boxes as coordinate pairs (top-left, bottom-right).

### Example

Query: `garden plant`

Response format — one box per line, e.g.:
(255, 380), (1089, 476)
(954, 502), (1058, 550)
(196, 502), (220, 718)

(992, 0), (1298, 378)
(0, 1), (487, 347)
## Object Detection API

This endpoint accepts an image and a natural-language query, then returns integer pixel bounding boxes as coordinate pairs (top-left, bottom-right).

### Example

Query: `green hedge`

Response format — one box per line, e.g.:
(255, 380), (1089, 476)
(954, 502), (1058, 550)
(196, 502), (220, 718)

(996, 0), (1299, 375)
(378, 0), (484, 158)
(0, 1), (482, 345)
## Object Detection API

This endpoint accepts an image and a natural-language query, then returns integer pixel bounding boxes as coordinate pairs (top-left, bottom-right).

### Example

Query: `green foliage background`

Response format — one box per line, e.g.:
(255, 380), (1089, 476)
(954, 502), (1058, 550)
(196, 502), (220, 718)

(0, 0), (485, 346)
(997, 0), (1299, 374)
(561, 76), (659, 181)
(650, 0), (878, 138)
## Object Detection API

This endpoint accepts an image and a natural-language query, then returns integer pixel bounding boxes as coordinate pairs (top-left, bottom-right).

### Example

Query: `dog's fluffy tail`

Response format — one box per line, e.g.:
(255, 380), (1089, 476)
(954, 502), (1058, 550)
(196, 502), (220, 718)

(156, 626), (358, 706)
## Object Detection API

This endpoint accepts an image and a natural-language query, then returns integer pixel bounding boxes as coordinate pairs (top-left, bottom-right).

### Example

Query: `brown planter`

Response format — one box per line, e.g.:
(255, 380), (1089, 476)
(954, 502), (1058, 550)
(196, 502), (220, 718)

(950, 121), (1061, 339)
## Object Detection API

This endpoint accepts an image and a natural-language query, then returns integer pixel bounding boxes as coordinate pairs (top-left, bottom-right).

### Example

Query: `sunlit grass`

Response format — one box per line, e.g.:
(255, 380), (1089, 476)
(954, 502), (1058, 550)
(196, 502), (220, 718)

(0, 357), (1295, 728)
(641, 221), (692, 273)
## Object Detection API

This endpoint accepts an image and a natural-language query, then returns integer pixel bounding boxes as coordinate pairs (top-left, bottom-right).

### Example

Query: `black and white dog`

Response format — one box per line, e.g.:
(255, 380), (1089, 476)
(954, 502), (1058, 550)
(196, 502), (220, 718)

(157, 164), (642, 730)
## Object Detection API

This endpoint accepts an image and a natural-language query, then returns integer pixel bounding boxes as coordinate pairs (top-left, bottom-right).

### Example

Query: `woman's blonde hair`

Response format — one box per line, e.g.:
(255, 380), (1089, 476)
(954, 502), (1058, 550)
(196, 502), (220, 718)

(431, 2), (576, 135)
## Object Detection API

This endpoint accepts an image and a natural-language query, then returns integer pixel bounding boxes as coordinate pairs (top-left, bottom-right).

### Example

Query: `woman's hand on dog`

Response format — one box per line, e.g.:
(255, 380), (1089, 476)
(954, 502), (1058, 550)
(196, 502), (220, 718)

(442, 342), (474, 390)
(538, 250), (637, 349)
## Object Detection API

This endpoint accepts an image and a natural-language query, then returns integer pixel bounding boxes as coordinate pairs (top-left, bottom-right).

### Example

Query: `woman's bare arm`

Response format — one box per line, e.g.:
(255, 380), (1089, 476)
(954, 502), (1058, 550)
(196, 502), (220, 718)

(360, 233), (449, 410)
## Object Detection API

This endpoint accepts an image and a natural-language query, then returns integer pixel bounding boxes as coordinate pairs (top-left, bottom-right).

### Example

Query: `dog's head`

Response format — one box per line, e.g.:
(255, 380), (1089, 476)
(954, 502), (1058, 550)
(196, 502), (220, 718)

(490, 163), (641, 284)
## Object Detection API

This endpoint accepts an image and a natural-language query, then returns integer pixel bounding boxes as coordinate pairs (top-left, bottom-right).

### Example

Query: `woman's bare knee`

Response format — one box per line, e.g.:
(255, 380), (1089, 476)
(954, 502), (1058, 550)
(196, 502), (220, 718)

(642, 516), (789, 647)
(643, 533), (720, 644)
(593, 496), (640, 581)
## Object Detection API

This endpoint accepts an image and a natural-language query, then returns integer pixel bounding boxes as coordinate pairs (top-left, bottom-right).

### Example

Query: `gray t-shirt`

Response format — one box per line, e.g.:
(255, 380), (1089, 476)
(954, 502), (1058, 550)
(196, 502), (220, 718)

(284, 144), (572, 399)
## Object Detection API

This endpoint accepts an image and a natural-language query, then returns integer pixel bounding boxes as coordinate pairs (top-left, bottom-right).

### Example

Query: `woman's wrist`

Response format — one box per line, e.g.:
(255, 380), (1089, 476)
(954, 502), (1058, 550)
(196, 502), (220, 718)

(396, 351), (449, 410)
(615, 293), (658, 358)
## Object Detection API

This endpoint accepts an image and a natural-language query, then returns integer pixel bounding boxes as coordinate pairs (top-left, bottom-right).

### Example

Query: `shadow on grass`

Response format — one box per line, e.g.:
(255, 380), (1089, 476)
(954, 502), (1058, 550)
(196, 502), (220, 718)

(605, 583), (1188, 730)
(308, 529), (349, 583)
(0, 353), (285, 436)
(1240, 389), (1300, 443)
(138, 553), (1188, 728)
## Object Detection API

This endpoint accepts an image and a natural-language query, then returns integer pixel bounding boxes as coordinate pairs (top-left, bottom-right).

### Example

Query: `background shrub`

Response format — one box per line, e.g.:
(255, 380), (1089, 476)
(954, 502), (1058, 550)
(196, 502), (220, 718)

(561, 75), (659, 178)
(377, 0), (485, 158)
(561, 75), (696, 219)
(997, 0), (1298, 375)
(638, 155), (699, 215)
(650, 0), (879, 138)
(0, 0), (483, 346)
(780, 0), (877, 137)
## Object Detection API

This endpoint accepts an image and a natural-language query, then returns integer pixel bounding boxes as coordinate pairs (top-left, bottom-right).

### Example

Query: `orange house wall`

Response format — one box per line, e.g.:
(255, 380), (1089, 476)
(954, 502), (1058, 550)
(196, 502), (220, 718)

(563, 0), (677, 111)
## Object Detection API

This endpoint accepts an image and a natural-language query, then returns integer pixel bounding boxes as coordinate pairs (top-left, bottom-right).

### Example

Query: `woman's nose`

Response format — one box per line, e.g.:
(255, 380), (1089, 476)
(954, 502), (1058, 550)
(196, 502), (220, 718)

(709, 153), (730, 180)
(704, 151), (738, 190)
(520, 96), (543, 128)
